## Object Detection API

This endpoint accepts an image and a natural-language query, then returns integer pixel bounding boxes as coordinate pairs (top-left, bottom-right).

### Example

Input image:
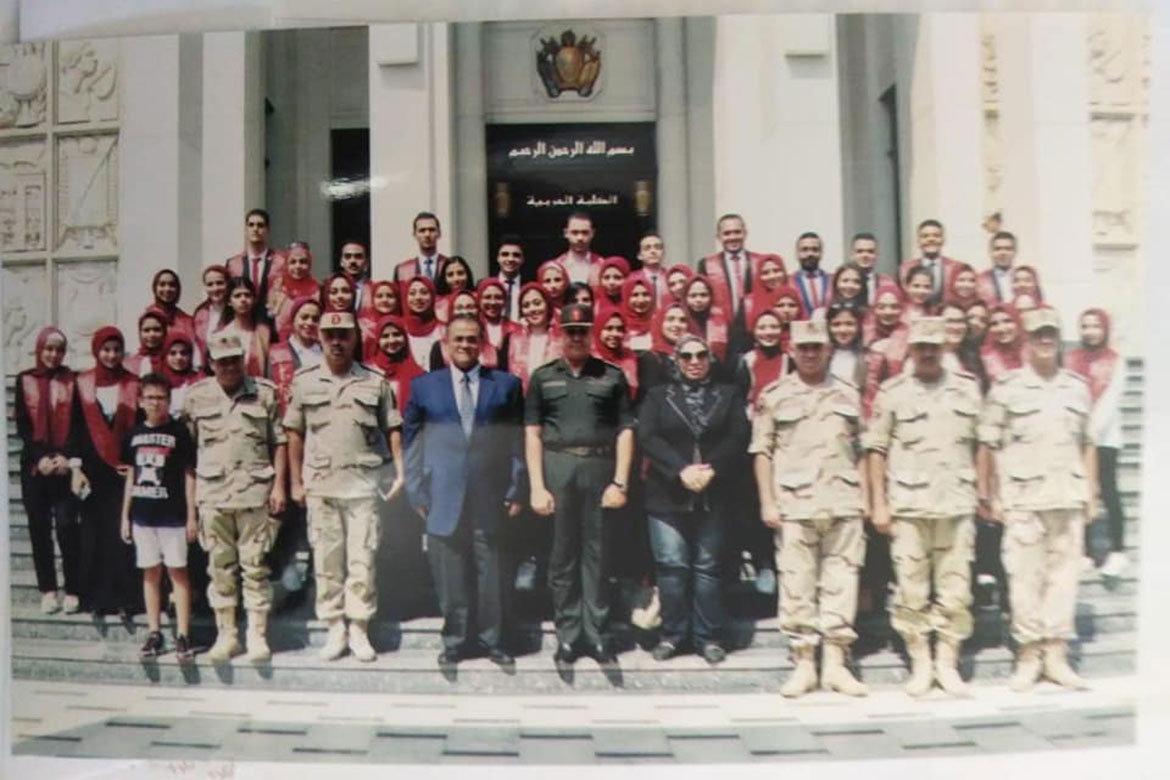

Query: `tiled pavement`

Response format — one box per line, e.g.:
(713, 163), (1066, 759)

(9, 677), (1136, 765)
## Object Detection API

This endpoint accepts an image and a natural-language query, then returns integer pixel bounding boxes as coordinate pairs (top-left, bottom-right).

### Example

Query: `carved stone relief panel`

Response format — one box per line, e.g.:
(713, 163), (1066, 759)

(1088, 15), (1139, 109)
(0, 42), (48, 130)
(2, 264), (47, 374)
(983, 113), (1002, 225)
(1090, 116), (1136, 244)
(57, 40), (119, 124)
(0, 138), (48, 254)
(56, 133), (118, 254)
(55, 260), (117, 371)
(980, 25), (998, 106)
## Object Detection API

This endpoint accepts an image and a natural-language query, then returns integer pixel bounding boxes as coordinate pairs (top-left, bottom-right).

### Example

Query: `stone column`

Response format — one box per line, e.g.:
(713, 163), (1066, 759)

(119, 34), (203, 339)
(452, 23), (488, 278)
(368, 23), (454, 280)
(995, 13), (1094, 332)
(201, 31), (264, 267)
(710, 14), (845, 267)
(655, 17), (691, 266)
(900, 14), (985, 265)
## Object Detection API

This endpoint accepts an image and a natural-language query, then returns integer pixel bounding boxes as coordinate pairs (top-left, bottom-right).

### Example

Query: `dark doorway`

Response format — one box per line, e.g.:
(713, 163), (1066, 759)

(486, 123), (657, 280)
(330, 128), (371, 271)
(879, 86), (903, 269)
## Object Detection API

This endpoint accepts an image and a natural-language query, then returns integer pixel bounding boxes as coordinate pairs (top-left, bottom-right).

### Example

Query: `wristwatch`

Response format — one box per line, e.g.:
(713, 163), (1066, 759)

(610, 480), (628, 492)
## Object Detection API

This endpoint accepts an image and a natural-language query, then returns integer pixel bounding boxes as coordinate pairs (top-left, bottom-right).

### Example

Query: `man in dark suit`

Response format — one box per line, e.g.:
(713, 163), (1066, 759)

(225, 208), (286, 331)
(403, 315), (526, 669)
(394, 211), (450, 283)
(697, 214), (786, 321)
(792, 231), (831, 314)
(977, 230), (1018, 303)
(897, 219), (965, 306)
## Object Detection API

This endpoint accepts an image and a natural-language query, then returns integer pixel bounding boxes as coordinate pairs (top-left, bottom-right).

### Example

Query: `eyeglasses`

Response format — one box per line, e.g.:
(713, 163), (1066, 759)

(678, 350), (709, 362)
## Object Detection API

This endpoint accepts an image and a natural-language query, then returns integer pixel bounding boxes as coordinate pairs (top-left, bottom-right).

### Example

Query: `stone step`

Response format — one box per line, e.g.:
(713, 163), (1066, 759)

(6, 591), (1139, 649)
(9, 631), (1136, 694)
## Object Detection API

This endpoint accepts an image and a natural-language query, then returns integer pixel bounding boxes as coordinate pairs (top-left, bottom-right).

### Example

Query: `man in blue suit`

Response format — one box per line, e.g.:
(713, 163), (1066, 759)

(792, 231), (831, 314)
(403, 315), (526, 668)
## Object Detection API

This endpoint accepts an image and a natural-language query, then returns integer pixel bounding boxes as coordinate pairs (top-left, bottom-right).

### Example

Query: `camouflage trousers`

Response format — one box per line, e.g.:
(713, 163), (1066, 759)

(199, 506), (277, 611)
(889, 515), (974, 643)
(776, 514), (865, 650)
(1002, 508), (1084, 645)
(306, 495), (380, 621)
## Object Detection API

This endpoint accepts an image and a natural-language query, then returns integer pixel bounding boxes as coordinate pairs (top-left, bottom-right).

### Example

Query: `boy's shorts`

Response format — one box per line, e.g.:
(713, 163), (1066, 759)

(132, 523), (189, 569)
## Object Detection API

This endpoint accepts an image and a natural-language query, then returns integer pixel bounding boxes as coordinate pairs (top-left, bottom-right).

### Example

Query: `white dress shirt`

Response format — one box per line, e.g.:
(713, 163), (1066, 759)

(450, 363), (482, 409)
(563, 252), (593, 285)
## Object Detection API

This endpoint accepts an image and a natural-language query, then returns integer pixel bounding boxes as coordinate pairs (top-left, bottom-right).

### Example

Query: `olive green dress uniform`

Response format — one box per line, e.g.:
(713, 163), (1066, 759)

(524, 356), (634, 649)
(283, 362), (401, 622)
(183, 374), (285, 612)
(978, 364), (1092, 647)
(864, 367), (982, 644)
(750, 373), (866, 650)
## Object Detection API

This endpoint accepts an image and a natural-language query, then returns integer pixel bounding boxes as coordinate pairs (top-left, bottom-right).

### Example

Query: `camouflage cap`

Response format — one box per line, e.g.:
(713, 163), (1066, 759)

(790, 318), (829, 345)
(1022, 306), (1060, 334)
(208, 333), (245, 360)
(907, 316), (946, 345)
(319, 311), (357, 330)
(560, 303), (594, 329)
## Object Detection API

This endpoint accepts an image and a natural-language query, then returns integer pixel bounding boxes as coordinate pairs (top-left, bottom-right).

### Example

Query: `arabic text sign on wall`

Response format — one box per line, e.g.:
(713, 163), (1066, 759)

(524, 192), (621, 209)
(508, 139), (636, 162)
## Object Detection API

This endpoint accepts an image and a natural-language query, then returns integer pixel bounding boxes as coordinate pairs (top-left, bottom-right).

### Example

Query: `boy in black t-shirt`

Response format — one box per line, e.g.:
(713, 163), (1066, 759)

(120, 374), (197, 662)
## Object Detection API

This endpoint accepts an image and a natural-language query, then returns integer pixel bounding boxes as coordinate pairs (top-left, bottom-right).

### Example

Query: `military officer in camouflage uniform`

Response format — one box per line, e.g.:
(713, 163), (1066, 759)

(285, 311), (404, 662)
(183, 333), (287, 663)
(751, 319), (869, 698)
(525, 303), (635, 669)
(865, 317), (982, 697)
(977, 306), (1096, 691)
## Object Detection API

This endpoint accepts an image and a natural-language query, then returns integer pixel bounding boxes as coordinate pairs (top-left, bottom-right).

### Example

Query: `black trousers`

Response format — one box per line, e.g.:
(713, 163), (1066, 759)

(427, 518), (505, 653)
(21, 471), (81, 595)
(545, 450), (613, 648)
(78, 478), (141, 614)
(1097, 446), (1126, 553)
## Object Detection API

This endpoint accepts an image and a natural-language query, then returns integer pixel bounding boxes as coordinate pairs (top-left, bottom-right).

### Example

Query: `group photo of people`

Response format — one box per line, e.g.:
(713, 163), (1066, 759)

(13, 205), (1130, 699)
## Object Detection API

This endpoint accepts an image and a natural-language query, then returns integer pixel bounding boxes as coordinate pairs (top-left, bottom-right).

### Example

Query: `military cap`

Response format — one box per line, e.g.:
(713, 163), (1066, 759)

(907, 316), (946, 345)
(560, 303), (594, 329)
(1022, 306), (1060, 333)
(790, 318), (829, 345)
(319, 310), (357, 330)
(208, 333), (245, 360)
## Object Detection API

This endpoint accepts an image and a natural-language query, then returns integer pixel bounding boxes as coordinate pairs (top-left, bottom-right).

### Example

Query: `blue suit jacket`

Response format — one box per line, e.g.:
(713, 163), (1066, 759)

(793, 269), (831, 313)
(403, 366), (526, 537)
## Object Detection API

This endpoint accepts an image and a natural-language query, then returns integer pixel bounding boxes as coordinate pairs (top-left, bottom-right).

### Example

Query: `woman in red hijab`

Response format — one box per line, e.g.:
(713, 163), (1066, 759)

(665, 264), (695, 303)
(736, 308), (791, 416)
(402, 275), (443, 371)
(681, 275), (731, 367)
(370, 314), (426, 416)
(862, 283), (911, 419)
(980, 303), (1025, 383)
(594, 256), (631, 309)
(160, 330), (201, 416)
(741, 255), (790, 330)
(476, 278), (522, 352)
(147, 268), (196, 342)
(360, 280), (401, 362)
(1066, 307), (1128, 576)
(268, 296), (323, 416)
(637, 301), (692, 401)
(321, 272), (357, 313)
(15, 327), (82, 614)
(621, 275), (656, 352)
(192, 264), (230, 370)
(944, 263), (984, 310)
(594, 307), (639, 398)
(67, 326), (141, 617)
(536, 259), (570, 320)
(219, 276), (271, 377)
(1011, 265), (1044, 303)
(270, 241), (321, 343)
(124, 311), (168, 377)
(431, 291), (500, 369)
(504, 282), (562, 392)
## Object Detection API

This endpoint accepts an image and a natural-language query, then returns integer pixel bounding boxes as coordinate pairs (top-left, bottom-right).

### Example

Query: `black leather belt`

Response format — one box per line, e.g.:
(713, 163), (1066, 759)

(549, 445), (614, 457)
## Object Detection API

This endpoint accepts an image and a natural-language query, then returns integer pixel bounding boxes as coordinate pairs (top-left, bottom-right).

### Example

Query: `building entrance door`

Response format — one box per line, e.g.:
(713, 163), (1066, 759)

(486, 122), (657, 279)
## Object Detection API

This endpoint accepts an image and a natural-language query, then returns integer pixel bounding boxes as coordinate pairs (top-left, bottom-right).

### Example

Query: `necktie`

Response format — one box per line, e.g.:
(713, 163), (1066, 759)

(730, 255), (743, 313)
(458, 373), (474, 439)
(808, 273), (820, 309)
(649, 272), (659, 304)
(252, 256), (263, 290)
(424, 257), (434, 279)
(506, 277), (516, 319)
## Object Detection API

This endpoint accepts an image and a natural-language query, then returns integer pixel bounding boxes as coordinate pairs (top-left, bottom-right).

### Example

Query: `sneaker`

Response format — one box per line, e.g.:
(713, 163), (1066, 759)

(41, 591), (60, 614)
(62, 594), (81, 614)
(651, 641), (678, 661)
(755, 568), (777, 596)
(1100, 551), (1129, 579)
(140, 630), (165, 660)
(175, 635), (195, 664)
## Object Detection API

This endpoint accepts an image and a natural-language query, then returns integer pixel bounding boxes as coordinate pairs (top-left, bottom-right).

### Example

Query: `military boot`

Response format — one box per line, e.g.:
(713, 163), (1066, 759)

(208, 608), (242, 663)
(780, 646), (818, 698)
(319, 618), (348, 661)
(821, 643), (868, 697)
(1043, 640), (1088, 690)
(904, 637), (934, 697)
(934, 639), (970, 697)
(348, 620), (377, 662)
(1010, 642), (1043, 692)
(245, 610), (271, 662)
